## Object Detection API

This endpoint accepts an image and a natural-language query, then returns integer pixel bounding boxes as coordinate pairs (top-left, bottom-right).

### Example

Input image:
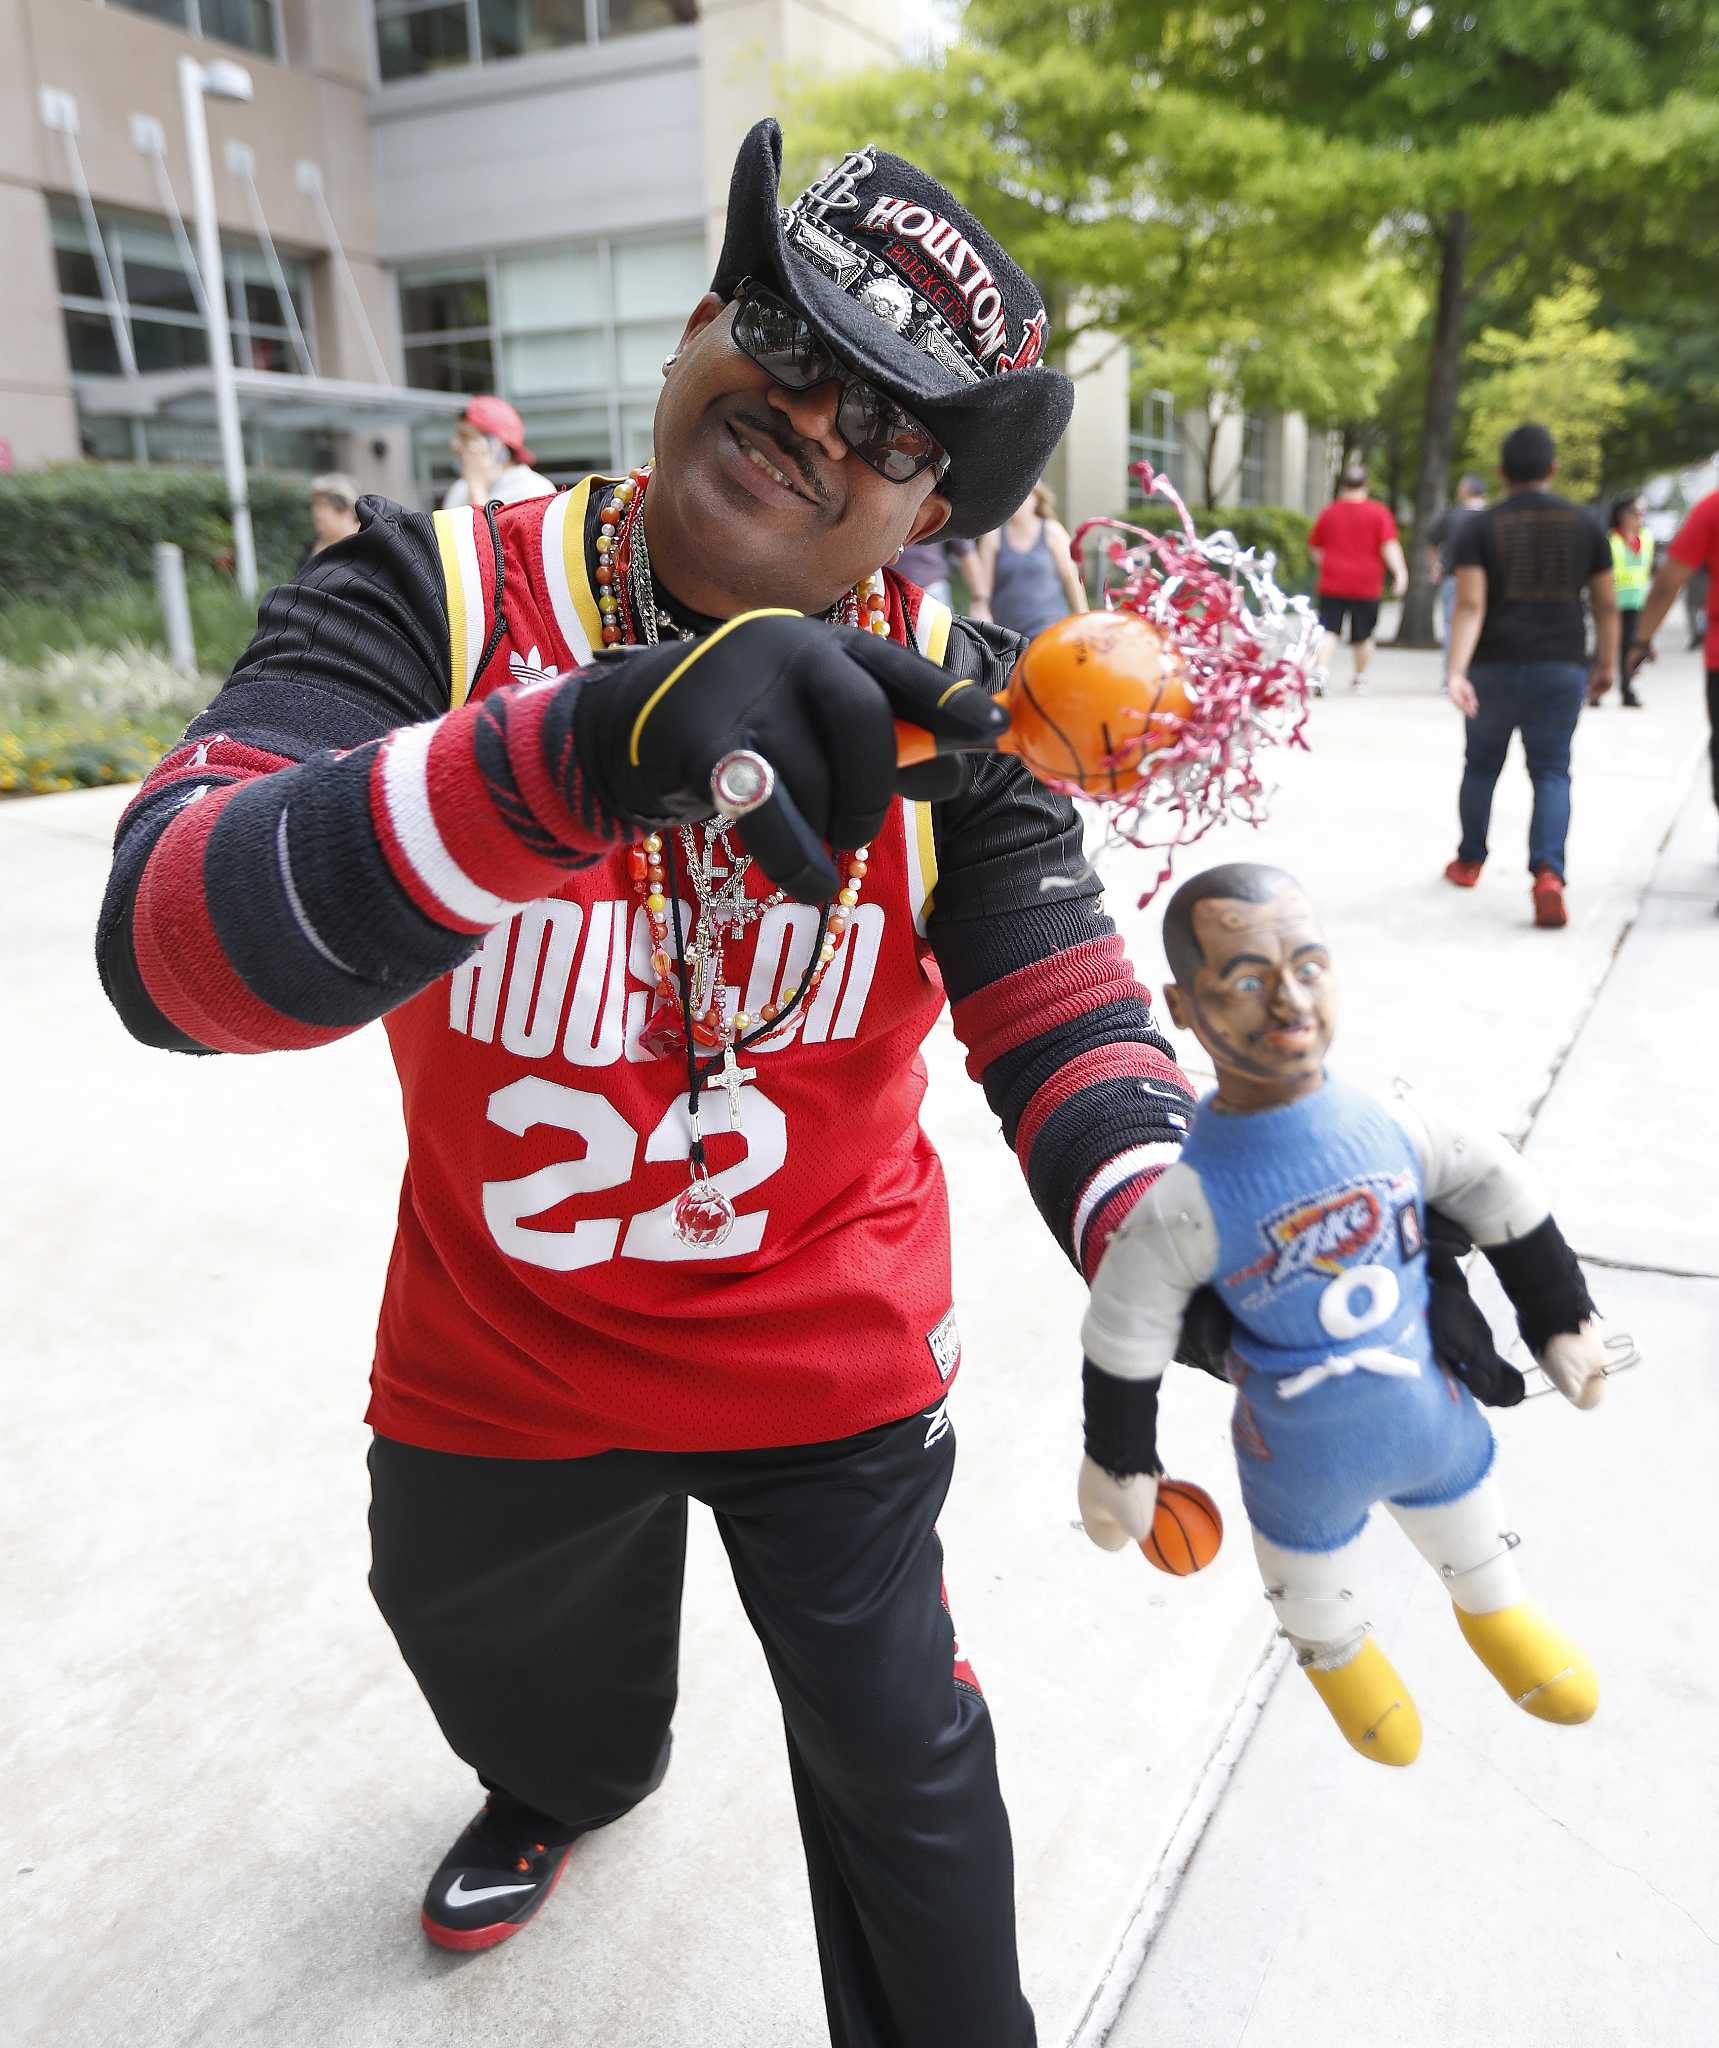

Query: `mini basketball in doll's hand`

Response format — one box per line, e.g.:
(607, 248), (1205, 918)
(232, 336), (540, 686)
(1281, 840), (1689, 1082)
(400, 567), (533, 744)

(1140, 1477), (1224, 1575)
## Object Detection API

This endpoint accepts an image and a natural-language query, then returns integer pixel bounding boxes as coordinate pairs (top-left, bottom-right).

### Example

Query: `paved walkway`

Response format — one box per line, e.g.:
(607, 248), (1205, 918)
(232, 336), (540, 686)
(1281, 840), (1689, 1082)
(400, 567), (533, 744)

(3, 642), (1711, 2045)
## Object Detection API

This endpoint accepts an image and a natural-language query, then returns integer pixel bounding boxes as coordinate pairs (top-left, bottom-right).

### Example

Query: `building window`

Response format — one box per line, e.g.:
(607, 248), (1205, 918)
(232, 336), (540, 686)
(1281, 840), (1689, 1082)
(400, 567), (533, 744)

(1128, 389), (1181, 499)
(111, 0), (283, 59)
(398, 230), (704, 493)
(52, 201), (327, 468)
(1239, 412), (1269, 506)
(375, 0), (696, 80)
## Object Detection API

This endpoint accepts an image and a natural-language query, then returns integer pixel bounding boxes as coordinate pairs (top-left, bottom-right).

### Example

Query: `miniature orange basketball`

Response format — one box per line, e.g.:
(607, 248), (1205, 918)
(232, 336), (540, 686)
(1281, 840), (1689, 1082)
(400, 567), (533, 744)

(997, 611), (1192, 797)
(1141, 1478), (1224, 1576)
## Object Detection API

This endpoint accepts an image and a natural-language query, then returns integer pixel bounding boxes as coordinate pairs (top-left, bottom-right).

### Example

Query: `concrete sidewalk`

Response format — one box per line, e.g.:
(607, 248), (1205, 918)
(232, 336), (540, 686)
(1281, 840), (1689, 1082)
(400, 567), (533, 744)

(1105, 671), (1719, 2047)
(3, 642), (1710, 2045)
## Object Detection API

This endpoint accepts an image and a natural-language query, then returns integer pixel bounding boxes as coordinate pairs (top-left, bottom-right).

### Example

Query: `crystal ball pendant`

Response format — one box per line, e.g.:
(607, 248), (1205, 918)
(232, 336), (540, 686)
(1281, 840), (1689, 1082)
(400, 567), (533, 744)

(673, 1176), (736, 1249)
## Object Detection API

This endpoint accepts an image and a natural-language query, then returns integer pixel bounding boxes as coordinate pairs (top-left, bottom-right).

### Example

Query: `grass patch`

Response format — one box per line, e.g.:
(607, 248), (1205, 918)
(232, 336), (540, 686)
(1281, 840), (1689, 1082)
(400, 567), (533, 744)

(0, 647), (210, 797)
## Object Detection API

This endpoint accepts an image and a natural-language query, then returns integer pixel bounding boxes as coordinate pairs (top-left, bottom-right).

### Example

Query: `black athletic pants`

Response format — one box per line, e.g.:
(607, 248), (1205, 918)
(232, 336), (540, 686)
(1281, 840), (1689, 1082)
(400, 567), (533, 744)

(1708, 669), (1719, 809)
(1618, 608), (1640, 699)
(368, 1412), (1035, 2048)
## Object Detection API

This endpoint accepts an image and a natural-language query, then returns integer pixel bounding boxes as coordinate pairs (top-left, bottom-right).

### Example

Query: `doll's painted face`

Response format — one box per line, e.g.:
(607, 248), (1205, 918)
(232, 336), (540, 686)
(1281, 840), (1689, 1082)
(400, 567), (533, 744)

(1164, 884), (1337, 1110)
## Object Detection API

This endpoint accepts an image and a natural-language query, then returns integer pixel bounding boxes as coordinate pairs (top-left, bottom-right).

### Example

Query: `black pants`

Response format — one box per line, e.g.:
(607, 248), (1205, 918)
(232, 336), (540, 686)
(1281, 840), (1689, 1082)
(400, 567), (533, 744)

(368, 1413), (1035, 2048)
(1619, 608), (1640, 698)
(1708, 669), (1719, 808)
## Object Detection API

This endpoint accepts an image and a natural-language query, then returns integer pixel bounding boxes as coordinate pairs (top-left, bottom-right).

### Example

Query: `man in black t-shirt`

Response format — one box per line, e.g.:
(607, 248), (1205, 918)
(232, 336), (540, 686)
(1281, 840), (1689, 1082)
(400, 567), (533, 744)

(1443, 424), (1617, 929)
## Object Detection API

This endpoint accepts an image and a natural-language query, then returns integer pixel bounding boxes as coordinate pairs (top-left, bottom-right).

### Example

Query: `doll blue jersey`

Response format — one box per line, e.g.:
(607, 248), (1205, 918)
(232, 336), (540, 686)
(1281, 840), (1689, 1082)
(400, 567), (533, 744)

(1179, 1077), (1493, 1550)
(1178, 1077), (1432, 1376)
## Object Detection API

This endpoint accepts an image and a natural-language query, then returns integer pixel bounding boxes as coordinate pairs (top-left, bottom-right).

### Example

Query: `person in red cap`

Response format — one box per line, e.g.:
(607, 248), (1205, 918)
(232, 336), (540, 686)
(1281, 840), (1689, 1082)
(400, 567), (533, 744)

(442, 394), (556, 510)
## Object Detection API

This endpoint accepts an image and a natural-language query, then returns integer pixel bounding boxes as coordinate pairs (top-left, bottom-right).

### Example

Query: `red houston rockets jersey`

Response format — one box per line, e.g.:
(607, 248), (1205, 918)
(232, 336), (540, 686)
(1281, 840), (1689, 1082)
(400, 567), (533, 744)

(377, 486), (964, 1451)
(97, 482), (1194, 1458)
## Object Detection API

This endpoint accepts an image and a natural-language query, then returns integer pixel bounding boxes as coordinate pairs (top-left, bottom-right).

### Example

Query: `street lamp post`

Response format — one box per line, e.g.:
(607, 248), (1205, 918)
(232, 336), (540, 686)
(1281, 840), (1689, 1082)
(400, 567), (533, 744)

(178, 54), (257, 601)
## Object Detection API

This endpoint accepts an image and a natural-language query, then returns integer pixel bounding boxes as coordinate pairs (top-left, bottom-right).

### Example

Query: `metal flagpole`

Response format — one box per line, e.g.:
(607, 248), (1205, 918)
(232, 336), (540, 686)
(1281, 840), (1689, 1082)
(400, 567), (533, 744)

(178, 54), (258, 602)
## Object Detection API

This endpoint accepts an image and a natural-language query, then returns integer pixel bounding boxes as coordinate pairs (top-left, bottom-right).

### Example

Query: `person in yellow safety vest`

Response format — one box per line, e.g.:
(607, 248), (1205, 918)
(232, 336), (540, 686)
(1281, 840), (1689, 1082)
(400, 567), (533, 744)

(1602, 492), (1656, 706)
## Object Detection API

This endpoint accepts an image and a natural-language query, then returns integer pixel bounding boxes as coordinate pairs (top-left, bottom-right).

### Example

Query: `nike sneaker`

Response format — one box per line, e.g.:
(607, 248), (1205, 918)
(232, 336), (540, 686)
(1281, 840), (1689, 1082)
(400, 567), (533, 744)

(420, 1792), (580, 1952)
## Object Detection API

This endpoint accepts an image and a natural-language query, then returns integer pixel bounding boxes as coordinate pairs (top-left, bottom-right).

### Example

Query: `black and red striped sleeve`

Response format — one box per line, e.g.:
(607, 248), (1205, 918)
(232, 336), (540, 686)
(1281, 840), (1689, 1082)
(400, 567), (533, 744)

(927, 619), (1195, 1278)
(96, 496), (621, 1056)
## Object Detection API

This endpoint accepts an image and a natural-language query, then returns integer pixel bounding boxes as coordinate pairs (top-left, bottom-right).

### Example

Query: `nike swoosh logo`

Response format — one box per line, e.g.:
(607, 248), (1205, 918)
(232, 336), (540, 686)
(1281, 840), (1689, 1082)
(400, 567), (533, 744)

(445, 1873), (535, 1907)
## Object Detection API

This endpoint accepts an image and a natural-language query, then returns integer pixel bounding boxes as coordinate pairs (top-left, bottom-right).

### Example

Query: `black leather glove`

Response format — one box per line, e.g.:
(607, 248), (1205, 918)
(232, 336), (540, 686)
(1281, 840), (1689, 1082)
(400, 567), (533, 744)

(570, 612), (1006, 900)
(1170, 1208), (1528, 1409)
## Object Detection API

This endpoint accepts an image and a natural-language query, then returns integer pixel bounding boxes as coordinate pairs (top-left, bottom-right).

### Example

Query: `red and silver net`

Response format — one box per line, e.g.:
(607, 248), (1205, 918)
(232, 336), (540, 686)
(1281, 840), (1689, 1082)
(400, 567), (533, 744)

(1069, 462), (1319, 904)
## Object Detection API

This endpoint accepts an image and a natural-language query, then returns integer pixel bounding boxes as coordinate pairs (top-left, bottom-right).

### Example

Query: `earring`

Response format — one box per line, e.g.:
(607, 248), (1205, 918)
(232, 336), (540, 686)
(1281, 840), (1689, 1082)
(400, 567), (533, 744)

(661, 352), (679, 375)
(893, 545), (905, 562)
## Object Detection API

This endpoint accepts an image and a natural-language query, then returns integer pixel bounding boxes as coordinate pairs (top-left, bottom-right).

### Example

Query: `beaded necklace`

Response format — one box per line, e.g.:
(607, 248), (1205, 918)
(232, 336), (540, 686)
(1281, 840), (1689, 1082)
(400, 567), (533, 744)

(597, 464), (889, 1246)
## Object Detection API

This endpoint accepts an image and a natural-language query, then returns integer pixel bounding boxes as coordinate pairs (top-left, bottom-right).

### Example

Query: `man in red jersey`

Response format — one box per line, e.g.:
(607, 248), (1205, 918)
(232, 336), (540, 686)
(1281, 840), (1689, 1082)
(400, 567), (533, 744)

(96, 123), (1178, 2046)
(1623, 484), (1719, 908)
(1309, 464), (1408, 691)
(96, 125), (1498, 2043)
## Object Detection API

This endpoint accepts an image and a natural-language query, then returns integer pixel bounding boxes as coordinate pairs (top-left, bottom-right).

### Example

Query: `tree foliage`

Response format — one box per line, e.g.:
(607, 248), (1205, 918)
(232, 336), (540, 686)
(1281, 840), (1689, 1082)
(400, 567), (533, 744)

(1462, 276), (1633, 498)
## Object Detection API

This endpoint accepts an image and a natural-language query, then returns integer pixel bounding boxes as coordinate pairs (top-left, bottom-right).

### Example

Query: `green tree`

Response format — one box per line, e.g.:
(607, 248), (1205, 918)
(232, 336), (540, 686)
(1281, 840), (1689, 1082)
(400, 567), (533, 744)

(1462, 276), (1633, 499)
(900, 1), (1719, 641)
(1131, 255), (1423, 503)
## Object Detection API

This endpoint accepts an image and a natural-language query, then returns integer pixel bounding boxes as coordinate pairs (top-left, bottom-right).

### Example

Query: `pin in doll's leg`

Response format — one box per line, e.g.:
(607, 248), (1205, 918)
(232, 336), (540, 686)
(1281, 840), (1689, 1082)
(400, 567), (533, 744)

(1388, 1477), (1598, 1725)
(1251, 1528), (1422, 1766)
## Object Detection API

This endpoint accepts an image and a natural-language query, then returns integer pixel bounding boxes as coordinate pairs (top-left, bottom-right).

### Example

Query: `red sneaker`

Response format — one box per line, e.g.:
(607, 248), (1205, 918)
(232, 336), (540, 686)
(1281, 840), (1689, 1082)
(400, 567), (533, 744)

(1532, 866), (1567, 928)
(1443, 858), (1485, 888)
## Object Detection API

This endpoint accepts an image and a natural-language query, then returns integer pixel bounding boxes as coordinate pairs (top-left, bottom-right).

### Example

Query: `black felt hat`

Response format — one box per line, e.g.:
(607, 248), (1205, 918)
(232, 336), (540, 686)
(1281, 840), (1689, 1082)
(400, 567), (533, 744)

(711, 121), (1074, 540)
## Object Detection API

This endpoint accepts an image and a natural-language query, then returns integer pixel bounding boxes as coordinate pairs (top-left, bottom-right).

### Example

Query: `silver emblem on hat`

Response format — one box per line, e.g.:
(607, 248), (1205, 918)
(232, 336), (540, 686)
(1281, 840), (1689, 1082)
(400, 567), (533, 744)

(913, 320), (983, 387)
(856, 275), (916, 334)
(796, 147), (877, 220)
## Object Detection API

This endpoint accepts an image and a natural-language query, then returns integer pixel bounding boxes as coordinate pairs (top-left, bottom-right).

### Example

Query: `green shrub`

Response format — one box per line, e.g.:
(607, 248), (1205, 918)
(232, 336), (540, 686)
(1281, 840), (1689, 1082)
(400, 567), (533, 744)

(1098, 501), (1315, 595)
(0, 645), (208, 796)
(0, 572), (262, 676)
(0, 463), (309, 600)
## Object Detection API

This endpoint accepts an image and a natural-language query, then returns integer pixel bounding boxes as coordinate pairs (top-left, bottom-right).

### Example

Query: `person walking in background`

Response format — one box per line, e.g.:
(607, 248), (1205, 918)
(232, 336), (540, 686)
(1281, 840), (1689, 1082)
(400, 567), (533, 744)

(1308, 464), (1408, 691)
(298, 473), (361, 568)
(1443, 423), (1618, 930)
(1621, 485), (1719, 898)
(1426, 474), (1488, 647)
(1597, 492), (1655, 706)
(441, 395), (556, 510)
(975, 482), (1087, 639)
(898, 533), (986, 612)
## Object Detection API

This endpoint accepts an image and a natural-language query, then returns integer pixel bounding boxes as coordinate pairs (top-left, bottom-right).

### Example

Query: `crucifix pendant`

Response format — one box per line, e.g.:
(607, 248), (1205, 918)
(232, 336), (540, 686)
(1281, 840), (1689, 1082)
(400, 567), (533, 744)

(718, 1043), (756, 1131)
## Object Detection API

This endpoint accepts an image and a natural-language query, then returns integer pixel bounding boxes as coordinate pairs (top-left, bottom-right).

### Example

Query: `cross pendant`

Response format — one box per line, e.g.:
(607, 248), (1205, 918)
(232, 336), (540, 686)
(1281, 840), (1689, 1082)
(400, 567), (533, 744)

(718, 1044), (756, 1131)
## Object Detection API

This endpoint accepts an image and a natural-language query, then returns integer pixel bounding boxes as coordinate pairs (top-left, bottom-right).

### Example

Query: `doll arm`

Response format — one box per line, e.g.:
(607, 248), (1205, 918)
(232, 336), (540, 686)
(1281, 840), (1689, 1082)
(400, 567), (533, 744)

(1389, 1095), (1602, 1406)
(1076, 1162), (1218, 1547)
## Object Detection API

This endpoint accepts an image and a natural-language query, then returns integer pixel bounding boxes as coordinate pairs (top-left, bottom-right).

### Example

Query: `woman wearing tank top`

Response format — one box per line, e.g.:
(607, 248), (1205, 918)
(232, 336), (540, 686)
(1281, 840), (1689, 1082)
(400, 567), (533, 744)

(972, 482), (1088, 640)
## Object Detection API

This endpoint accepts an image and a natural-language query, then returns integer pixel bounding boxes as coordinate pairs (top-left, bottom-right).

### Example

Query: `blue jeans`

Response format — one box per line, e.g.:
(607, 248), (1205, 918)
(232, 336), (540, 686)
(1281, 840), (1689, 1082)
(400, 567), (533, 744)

(1438, 575), (1457, 645)
(1458, 662), (1587, 878)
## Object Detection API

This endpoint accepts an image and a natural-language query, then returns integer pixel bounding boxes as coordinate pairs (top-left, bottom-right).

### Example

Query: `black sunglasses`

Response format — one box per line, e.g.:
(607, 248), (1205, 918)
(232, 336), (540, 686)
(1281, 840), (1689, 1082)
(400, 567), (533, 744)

(730, 281), (950, 486)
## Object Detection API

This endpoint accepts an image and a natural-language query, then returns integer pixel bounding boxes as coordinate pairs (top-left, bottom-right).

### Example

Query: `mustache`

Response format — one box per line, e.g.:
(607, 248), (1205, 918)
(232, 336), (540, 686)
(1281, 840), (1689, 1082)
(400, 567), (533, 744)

(729, 408), (830, 505)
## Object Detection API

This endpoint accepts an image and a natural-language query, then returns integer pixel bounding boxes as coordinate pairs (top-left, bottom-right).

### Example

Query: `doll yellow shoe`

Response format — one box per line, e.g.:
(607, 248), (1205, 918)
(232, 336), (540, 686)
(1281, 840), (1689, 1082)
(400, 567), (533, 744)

(1454, 1603), (1598, 1723)
(1302, 1636), (1422, 1766)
